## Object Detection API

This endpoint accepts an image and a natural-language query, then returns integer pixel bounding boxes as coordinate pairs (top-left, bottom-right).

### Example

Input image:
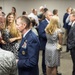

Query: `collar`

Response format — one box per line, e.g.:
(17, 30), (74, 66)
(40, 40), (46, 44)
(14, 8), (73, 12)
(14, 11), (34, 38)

(23, 29), (31, 38)
(45, 18), (50, 23)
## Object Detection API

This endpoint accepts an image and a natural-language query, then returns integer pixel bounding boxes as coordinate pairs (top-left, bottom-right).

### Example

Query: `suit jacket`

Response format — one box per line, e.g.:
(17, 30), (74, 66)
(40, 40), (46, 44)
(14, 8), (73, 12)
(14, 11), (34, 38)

(67, 23), (75, 50)
(18, 30), (40, 75)
(38, 19), (48, 50)
(63, 13), (69, 29)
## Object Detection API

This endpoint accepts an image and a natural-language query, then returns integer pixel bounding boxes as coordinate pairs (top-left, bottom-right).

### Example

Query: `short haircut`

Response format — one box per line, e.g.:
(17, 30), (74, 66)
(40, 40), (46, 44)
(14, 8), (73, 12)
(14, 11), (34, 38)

(43, 8), (48, 13)
(17, 16), (30, 28)
(22, 11), (26, 15)
(53, 9), (58, 15)
(71, 9), (75, 16)
(66, 7), (71, 12)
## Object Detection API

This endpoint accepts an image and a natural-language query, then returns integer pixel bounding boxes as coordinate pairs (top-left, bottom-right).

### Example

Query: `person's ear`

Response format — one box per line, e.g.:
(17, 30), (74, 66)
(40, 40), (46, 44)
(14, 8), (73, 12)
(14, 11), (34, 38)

(23, 23), (27, 29)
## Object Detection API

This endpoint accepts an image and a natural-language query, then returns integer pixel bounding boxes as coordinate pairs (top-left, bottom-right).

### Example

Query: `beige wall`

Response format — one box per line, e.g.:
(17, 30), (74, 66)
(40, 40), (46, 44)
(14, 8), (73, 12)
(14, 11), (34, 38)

(0, 0), (75, 25)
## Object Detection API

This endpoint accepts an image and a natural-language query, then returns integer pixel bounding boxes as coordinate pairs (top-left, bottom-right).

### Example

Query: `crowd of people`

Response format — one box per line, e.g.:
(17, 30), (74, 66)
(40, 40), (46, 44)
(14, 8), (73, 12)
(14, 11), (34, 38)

(0, 5), (75, 75)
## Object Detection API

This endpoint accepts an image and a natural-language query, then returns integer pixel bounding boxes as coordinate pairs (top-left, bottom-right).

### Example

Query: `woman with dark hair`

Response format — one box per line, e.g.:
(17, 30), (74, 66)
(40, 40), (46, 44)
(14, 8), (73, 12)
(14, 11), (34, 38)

(11, 7), (17, 18)
(29, 17), (38, 36)
(22, 11), (28, 17)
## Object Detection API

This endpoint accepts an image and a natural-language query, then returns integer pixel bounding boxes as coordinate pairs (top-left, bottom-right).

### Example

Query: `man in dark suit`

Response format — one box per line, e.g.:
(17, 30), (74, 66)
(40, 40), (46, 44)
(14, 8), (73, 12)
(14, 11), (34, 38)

(38, 11), (53, 75)
(16, 16), (40, 75)
(63, 7), (72, 46)
(67, 9), (75, 75)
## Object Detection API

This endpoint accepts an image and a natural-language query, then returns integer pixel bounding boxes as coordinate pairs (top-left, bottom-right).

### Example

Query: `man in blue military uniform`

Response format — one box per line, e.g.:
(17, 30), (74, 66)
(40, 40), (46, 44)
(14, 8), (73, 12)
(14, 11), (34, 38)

(16, 16), (40, 75)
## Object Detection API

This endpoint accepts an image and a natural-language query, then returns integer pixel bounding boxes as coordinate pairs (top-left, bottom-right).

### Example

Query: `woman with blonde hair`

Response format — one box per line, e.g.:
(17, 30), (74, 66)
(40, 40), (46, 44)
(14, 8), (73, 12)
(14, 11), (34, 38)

(1, 12), (22, 58)
(45, 16), (63, 75)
